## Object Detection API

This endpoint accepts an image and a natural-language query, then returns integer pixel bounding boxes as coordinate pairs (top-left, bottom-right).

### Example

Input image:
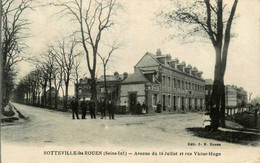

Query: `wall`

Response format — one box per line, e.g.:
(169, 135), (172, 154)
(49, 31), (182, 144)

(120, 84), (146, 108)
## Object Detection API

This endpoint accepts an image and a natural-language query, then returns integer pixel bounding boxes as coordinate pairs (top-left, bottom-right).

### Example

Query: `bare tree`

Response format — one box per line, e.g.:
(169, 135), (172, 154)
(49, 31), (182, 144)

(72, 55), (84, 101)
(51, 37), (80, 111)
(52, 60), (64, 109)
(52, 0), (119, 103)
(1, 0), (33, 107)
(159, 0), (238, 129)
(97, 41), (121, 100)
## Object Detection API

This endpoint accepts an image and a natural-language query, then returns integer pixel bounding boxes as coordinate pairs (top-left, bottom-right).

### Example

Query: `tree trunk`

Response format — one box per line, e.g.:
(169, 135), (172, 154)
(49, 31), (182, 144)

(75, 82), (79, 101)
(43, 80), (47, 107)
(90, 72), (97, 103)
(0, 0), (3, 113)
(220, 79), (226, 127)
(54, 91), (58, 109)
(64, 81), (69, 111)
(210, 45), (222, 130)
(104, 65), (108, 100)
(48, 77), (52, 109)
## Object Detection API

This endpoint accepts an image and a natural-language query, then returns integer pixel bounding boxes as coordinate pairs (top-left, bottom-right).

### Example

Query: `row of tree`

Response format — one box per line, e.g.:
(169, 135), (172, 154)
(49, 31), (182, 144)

(1, 0), (33, 109)
(12, 37), (82, 111)
(2, 0), (120, 111)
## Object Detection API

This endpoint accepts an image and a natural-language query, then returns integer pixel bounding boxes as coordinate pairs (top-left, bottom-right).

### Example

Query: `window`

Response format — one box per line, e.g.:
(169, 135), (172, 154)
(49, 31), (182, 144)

(162, 75), (166, 86)
(168, 76), (171, 87)
(174, 78), (176, 88)
(168, 95), (171, 106)
(178, 79), (180, 89)
(182, 81), (185, 90)
(153, 94), (158, 105)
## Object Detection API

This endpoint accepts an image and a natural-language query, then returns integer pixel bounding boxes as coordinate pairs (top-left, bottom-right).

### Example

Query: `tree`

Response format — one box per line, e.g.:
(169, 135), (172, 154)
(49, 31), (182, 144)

(51, 37), (80, 111)
(97, 41), (121, 100)
(159, 0), (238, 128)
(52, 0), (119, 103)
(72, 55), (85, 101)
(1, 0), (33, 108)
(52, 59), (64, 109)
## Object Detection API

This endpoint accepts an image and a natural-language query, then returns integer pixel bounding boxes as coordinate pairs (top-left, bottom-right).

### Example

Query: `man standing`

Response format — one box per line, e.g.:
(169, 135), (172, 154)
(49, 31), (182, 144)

(156, 101), (162, 113)
(80, 97), (88, 119)
(136, 102), (141, 114)
(70, 97), (79, 119)
(107, 100), (114, 120)
(89, 99), (96, 119)
(100, 98), (106, 119)
(141, 102), (147, 114)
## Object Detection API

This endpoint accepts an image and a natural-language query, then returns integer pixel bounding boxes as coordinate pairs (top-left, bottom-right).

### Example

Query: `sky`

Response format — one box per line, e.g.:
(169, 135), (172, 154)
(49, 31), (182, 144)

(16, 0), (260, 98)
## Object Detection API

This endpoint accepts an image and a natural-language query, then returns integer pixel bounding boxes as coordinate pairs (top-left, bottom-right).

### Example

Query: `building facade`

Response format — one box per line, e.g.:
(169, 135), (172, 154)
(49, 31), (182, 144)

(119, 50), (205, 113)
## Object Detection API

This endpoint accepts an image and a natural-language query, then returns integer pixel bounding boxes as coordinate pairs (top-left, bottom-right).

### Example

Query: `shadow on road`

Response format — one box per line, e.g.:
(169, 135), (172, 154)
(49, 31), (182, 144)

(186, 127), (260, 147)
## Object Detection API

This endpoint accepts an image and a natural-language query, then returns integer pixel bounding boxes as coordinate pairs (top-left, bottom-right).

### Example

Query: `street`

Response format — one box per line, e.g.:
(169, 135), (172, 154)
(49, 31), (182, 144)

(1, 103), (259, 163)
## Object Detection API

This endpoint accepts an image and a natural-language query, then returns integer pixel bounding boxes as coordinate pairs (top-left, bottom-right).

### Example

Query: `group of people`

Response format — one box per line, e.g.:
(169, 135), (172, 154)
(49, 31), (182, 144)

(130, 102), (147, 115)
(70, 97), (115, 120)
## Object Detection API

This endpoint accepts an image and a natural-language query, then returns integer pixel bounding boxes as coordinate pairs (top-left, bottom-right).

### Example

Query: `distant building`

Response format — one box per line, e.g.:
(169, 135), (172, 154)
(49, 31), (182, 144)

(225, 85), (238, 107)
(76, 72), (127, 105)
(76, 77), (92, 99)
(204, 80), (248, 108)
(119, 50), (205, 113)
(46, 87), (58, 100)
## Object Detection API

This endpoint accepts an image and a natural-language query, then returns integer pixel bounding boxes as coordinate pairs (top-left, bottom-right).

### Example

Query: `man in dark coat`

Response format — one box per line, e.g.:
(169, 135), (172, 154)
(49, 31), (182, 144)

(100, 98), (106, 119)
(156, 101), (162, 113)
(71, 97), (79, 119)
(89, 99), (96, 119)
(136, 102), (141, 114)
(80, 97), (88, 119)
(107, 100), (114, 120)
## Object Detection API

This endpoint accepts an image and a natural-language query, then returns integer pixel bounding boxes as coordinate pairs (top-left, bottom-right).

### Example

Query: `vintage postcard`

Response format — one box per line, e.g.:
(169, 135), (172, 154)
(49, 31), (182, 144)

(1, 0), (259, 162)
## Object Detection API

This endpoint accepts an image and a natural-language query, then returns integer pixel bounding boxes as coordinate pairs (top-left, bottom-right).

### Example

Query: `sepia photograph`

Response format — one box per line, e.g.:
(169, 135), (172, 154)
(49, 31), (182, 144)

(0, 0), (259, 162)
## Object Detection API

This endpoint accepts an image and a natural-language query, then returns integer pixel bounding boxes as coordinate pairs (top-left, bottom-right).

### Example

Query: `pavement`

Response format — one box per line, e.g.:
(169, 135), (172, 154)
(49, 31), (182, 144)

(1, 103), (260, 163)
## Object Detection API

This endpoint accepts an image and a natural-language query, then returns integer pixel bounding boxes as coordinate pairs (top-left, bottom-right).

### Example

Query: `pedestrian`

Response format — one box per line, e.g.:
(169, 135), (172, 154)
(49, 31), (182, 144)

(156, 101), (162, 113)
(89, 99), (96, 119)
(100, 98), (106, 119)
(136, 102), (141, 114)
(70, 97), (79, 119)
(141, 102), (147, 114)
(80, 97), (88, 119)
(107, 100), (115, 120)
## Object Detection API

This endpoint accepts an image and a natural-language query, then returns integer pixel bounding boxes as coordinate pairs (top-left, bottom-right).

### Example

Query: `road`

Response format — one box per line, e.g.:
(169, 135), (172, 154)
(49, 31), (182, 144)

(1, 103), (259, 163)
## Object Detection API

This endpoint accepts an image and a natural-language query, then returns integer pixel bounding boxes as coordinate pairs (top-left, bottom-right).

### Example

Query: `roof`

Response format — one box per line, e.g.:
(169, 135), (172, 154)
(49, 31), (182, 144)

(205, 79), (214, 85)
(97, 74), (124, 82)
(121, 69), (151, 84)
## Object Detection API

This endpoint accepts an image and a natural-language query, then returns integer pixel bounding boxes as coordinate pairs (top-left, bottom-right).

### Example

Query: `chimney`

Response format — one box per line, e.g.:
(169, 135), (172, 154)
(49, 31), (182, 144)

(156, 49), (162, 56)
(123, 72), (128, 79)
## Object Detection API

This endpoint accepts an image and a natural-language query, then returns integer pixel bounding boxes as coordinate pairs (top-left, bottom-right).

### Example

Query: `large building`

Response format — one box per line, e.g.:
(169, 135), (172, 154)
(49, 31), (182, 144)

(76, 50), (206, 114)
(119, 50), (205, 113)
